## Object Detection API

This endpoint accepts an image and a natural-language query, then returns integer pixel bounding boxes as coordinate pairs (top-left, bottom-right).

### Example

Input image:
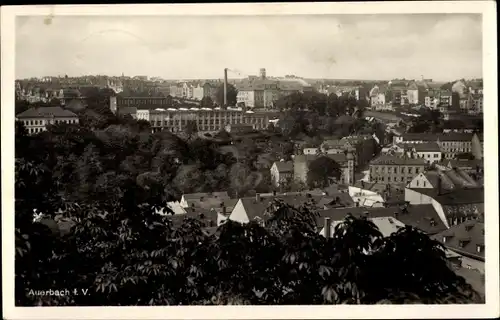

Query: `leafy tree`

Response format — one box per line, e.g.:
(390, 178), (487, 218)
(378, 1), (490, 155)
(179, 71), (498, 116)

(184, 120), (198, 139)
(215, 83), (238, 107)
(200, 96), (214, 109)
(307, 156), (342, 188)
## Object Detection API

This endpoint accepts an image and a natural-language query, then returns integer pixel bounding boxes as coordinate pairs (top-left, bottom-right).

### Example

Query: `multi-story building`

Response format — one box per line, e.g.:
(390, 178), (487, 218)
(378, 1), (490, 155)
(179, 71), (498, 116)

(369, 85), (387, 109)
(437, 133), (474, 159)
(369, 155), (426, 184)
(439, 90), (453, 107)
(236, 69), (311, 109)
(192, 85), (204, 101)
(143, 108), (279, 133)
(202, 82), (218, 100)
(16, 106), (79, 134)
(406, 142), (443, 164)
(467, 93), (483, 115)
(270, 161), (294, 187)
(407, 82), (419, 105)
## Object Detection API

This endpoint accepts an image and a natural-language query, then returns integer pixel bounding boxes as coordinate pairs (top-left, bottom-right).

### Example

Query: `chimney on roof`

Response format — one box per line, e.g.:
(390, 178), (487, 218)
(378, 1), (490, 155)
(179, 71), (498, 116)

(324, 217), (331, 238)
(256, 193), (261, 202)
(437, 174), (443, 195)
(200, 196), (204, 202)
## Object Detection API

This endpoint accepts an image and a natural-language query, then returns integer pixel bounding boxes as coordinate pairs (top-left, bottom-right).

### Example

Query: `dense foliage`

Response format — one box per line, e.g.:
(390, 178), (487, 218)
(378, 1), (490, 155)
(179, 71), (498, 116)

(13, 97), (482, 306)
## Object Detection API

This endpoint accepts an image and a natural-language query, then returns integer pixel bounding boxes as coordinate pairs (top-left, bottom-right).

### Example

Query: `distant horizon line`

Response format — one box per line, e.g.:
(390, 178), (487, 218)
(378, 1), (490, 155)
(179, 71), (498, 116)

(16, 74), (483, 83)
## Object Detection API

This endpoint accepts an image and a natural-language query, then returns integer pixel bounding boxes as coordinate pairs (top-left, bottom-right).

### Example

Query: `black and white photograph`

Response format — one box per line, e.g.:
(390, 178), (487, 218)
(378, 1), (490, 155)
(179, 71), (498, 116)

(1, 2), (498, 319)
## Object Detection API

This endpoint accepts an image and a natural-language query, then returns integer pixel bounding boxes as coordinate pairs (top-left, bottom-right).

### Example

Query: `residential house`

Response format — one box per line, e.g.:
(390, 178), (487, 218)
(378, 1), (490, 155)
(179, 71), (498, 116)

(467, 93), (483, 115)
(202, 82), (218, 100)
(293, 151), (355, 186)
(369, 85), (387, 109)
(180, 192), (231, 209)
(192, 84), (205, 101)
(407, 82), (419, 105)
(405, 142), (443, 164)
(404, 187), (484, 228)
(432, 221), (485, 273)
(467, 81), (483, 95)
(16, 106), (79, 135)
(369, 155), (427, 184)
(424, 91), (440, 109)
(439, 90), (453, 107)
(316, 203), (447, 236)
(270, 161), (294, 187)
(452, 80), (468, 99)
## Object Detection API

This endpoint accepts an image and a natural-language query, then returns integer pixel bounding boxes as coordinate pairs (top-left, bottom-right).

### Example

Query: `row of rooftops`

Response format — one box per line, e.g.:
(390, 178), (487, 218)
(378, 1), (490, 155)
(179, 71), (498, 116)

(401, 132), (482, 142)
(15, 106), (79, 118)
(174, 189), (460, 236)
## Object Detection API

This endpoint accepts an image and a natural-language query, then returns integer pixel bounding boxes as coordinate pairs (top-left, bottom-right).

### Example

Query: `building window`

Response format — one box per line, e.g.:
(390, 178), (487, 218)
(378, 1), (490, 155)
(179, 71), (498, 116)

(416, 168), (420, 174)
(408, 167), (413, 174)
(416, 180), (419, 187)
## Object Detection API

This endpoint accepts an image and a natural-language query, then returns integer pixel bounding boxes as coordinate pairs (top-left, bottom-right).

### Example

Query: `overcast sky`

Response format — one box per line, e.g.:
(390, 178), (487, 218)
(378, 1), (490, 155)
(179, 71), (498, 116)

(16, 14), (482, 81)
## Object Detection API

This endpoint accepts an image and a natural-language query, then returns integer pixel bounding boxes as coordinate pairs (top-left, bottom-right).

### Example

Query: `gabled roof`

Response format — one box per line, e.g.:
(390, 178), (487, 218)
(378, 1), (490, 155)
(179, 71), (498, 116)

(422, 169), (478, 190)
(317, 204), (446, 235)
(236, 194), (340, 222)
(273, 161), (294, 173)
(431, 221), (484, 261)
(16, 106), (78, 118)
(409, 187), (484, 206)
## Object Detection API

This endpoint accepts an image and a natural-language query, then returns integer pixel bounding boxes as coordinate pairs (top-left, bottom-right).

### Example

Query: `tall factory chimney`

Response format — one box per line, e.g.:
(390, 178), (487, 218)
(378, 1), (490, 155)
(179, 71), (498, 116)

(223, 68), (228, 106)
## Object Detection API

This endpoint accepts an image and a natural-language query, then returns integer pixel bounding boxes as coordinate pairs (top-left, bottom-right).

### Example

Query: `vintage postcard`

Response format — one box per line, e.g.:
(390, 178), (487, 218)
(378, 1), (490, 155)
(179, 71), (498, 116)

(1, 2), (498, 320)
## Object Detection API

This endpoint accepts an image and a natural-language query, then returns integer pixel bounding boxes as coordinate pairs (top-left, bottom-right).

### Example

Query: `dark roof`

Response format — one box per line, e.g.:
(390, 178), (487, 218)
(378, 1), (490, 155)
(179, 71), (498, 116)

(16, 106), (78, 118)
(411, 142), (442, 152)
(431, 221), (484, 261)
(370, 155), (426, 166)
(409, 188), (484, 206)
(444, 159), (484, 169)
(438, 133), (473, 142)
(422, 169), (478, 190)
(317, 204), (447, 235)
(168, 208), (218, 228)
(401, 133), (437, 142)
(237, 193), (343, 222)
(273, 161), (294, 173)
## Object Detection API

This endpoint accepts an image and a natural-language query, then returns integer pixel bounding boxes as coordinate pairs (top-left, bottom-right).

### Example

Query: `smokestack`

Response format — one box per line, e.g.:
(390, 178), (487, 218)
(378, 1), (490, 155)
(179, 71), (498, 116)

(224, 68), (228, 106)
(324, 217), (331, 238)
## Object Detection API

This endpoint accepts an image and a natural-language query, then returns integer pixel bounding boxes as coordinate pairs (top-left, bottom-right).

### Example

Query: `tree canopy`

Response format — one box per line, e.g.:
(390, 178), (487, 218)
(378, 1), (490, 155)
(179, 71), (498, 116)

(215, 83), (238, 107)
(13, 99), (482, 306)
(307, 156), (342, 188)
